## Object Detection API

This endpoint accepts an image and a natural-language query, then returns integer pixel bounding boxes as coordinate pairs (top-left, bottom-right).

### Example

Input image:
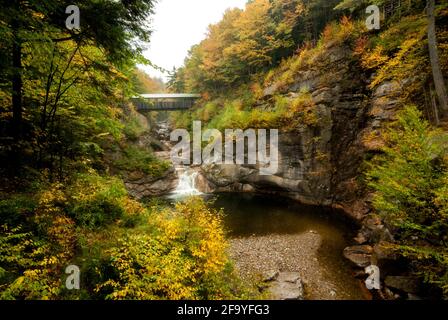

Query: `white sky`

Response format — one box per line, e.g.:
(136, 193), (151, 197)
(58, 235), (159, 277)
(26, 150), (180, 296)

(139, 0), (248, 83)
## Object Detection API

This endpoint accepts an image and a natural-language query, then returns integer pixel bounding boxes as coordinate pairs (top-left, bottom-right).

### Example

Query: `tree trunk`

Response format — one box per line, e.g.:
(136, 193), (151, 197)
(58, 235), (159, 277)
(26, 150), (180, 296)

(11, 17), (23, 141)
(427, 0), (448, 114)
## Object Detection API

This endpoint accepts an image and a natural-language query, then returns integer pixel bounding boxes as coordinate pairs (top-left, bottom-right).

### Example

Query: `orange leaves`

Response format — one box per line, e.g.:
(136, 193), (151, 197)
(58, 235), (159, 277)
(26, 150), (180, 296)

(354, 36), (369, 56)
(340, 15), (352, 27)
(179, 0), (305, 90)
(360, 45), (389, 70)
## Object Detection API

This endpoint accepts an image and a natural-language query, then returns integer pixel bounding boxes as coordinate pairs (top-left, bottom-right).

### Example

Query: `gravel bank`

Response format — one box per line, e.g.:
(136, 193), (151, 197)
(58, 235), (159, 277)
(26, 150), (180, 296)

(228, 231), (365, 300)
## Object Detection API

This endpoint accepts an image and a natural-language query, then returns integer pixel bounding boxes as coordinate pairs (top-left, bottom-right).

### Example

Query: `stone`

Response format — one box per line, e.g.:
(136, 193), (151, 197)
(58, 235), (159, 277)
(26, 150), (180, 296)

(263, 84), (278, 97)
(354, 233), (368, 245)
(346, 200), (371, 221)
(384, 287), (396, 300)
(268, 272), (304, 300)
(195, 171), (214, 193)
(242, 184), (255, 192)
(154, 151), (171, 161)
(343, 245), (373, 267)
(373, 241), (398, 261)
(262, 270), (280, 282)
(364, 214), (382, 229)
(124, 167), (178, 199)
(311, 88), (333, 104)
(407, 293), (423, 300)
(278, 272), (301, 284)
(385, 276), (421, 294)
(373, 81), (401, 98)
(355, 215), (394, 244)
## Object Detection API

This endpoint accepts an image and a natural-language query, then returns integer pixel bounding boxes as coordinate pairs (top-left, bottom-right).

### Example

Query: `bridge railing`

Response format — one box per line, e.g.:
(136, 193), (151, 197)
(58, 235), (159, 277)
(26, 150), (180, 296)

(131, 93), (201, 111)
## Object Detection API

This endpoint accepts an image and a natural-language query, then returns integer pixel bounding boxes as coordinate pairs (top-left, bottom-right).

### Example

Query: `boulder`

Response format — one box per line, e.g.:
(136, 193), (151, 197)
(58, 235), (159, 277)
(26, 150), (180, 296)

(124, 167), (178, 199)
(355, 215), (394, 244)
(268, 272), (304, 300)
(262, 270), (280, 282)
(242, 184), (255, 193)
(385, 276), (421, 294)
(343, 245), (373, 267)
(195, 171), (215, 193)
(373, 241), (398, 261)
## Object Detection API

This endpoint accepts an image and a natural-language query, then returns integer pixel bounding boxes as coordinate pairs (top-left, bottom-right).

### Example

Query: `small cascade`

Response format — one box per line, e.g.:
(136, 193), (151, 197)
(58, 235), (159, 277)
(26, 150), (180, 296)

(169, 167), (202, 198)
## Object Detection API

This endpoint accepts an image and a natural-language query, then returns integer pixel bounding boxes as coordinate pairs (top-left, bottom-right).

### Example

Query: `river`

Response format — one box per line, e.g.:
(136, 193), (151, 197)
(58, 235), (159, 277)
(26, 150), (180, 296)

(213, 193), (366, 300)
(167, 168), (367, 300)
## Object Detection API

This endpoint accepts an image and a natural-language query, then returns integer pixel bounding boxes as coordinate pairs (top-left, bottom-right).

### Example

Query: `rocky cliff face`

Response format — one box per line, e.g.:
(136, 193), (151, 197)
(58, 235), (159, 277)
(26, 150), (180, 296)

(123, 161), (177, 200)
(106, 111), (178, 200)
(198, 42), (402, 222)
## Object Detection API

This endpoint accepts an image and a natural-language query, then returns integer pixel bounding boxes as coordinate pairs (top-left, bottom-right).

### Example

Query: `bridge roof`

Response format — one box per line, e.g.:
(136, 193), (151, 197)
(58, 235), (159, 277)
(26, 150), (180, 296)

(137, 93), (202, 99)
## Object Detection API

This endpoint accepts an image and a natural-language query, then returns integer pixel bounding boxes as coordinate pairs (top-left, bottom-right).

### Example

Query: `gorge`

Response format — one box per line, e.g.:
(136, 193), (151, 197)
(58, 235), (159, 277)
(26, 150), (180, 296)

(126, 37), (403, 298)
(1, 0), (447, 302)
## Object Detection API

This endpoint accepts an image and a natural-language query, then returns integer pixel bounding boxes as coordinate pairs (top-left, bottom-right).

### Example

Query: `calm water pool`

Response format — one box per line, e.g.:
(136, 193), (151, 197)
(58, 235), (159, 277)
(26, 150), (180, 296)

(210, 193), (366, 300)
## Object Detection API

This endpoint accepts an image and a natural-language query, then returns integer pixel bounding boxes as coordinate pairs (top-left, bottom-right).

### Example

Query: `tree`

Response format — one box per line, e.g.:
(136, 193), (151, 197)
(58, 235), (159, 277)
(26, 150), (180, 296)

(0, 0), (156, 172)
(0, 0), (155, 140)
(132, 69), (165, 93)
(366, 105), (448, 297)
(427, 0), (448, 114)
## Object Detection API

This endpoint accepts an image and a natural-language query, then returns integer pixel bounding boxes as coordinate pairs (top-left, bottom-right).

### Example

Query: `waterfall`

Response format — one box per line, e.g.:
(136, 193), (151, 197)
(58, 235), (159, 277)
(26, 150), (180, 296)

(169, 167), (202, 198)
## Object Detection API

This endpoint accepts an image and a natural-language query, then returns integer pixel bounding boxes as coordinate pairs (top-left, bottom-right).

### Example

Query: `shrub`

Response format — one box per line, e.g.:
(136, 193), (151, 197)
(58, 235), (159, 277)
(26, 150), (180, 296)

(96, 197), (253, 300)
(0, 224), (67, 300)
(0, 195), (37, 227)
(366, 105), (448, 297)
(123, 115), (146, 141)
(114, 145), (170, 178)
(67, 173), (128, 228)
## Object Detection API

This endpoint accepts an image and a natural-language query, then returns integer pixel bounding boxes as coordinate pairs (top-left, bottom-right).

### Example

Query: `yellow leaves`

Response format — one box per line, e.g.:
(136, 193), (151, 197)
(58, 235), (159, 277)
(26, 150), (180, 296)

(360, 45), (389, 70)
(37, 183), (67, 212)
(181, 0), (305, 89)
(370, 37), (424, 89)
(47, 215), (76, 260)
(1, 249), (63, 300)
(31, 184), (78, 262)
(321, 17), (360, 46)
(171, 197), (228, 275)
(354, 14), (430, 101)
(234, 0), (271, 39)
(98, 197), (232, 300)
(122, 198), (146, 218)
(340, 15), (353, 29)
(31, 12), (45, 20)
(156, 215), (183, 241)
(14, 276), (24, 286)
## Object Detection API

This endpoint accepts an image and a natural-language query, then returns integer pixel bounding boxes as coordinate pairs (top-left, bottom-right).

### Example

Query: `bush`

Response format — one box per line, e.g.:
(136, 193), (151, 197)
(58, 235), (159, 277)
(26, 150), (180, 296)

(67, 173), (129, 228)
(95, 197), (254, 300)
(123, 111), (147, 141)
(366, 105), (448, 297)
(114, 145), (170, 178)
(0, 171), (171, 300)
(0, 195), (37, 227)
(0, 223), (70, 300)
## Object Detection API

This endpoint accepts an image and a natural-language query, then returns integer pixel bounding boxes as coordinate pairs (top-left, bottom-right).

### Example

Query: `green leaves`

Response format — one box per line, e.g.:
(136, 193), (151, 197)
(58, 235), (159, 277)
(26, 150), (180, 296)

(366, 105), (448, 296)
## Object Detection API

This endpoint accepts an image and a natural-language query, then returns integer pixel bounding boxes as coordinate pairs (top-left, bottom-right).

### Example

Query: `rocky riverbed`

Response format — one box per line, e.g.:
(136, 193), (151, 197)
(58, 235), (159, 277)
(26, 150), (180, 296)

(228, 231), (366, 300)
